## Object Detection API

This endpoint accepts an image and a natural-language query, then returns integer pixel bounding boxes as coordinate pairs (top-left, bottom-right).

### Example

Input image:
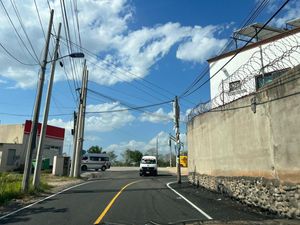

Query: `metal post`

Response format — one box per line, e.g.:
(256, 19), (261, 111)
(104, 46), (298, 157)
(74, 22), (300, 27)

(174, 96), (181, 184)
(22, 10), (54, 192)
(32, 23), (62, 188)
(222, 79), (225, 106)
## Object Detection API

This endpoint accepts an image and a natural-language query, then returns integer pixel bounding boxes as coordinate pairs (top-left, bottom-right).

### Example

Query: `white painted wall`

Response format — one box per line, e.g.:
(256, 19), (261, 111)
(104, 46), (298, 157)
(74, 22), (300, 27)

(209, 31), (300, 106)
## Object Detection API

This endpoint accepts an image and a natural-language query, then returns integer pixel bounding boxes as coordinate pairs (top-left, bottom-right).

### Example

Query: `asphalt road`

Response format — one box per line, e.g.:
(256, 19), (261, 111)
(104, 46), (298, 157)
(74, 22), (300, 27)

(0, 169), (278, 225)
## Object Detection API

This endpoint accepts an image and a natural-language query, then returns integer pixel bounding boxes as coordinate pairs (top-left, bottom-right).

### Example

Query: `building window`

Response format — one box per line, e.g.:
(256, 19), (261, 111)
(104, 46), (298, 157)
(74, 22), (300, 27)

(256, 68), (289, 90)
(229, 80), (241, 92)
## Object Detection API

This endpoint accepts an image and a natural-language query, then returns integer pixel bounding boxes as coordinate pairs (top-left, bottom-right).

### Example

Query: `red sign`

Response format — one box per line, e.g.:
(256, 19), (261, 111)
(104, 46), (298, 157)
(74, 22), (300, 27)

(24, 120), (65, 140)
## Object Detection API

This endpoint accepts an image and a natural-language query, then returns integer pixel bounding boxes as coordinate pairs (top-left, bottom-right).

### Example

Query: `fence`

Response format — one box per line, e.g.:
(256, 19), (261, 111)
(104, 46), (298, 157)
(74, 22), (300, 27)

(188, 31), (300, 121)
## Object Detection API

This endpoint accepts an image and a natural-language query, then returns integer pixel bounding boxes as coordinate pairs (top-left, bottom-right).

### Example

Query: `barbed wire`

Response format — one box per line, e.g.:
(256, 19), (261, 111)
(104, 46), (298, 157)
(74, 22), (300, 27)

(188, 31), (300, 121)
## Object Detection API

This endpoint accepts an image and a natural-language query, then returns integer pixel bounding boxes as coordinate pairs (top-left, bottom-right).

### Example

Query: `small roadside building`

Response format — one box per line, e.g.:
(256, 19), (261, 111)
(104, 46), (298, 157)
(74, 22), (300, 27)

(0, 120), (65, 172)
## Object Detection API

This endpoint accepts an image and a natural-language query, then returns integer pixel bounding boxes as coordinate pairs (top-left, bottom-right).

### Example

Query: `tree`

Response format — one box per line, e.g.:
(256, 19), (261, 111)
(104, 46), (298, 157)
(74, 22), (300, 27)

(107, 151), (117, 164)
(87, 145), (102, 153)
(123, 149), (143, 166)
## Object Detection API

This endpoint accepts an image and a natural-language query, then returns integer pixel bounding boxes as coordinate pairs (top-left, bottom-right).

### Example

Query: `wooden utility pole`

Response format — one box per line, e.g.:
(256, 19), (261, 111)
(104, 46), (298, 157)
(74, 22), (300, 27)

(22, 10), (54, 192)
(174, 96), (181, 184)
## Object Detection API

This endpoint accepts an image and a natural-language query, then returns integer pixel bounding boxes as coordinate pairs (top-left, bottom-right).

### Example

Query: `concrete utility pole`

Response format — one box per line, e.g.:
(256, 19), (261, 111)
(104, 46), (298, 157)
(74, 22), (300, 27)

(22, 10), (54, 192)
(73, 61), (88, 177)
(69, 111), (78, 177)
(32, 23), (62, 188)
(174, 96), (181, 184)
(156, 137), (158, 162)
(168, 137), (172, 167)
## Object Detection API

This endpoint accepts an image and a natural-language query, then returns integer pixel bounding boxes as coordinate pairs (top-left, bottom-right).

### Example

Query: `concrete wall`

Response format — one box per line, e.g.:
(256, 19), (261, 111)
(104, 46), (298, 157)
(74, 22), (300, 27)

(0, 124), (24, 144)
(0, 134), (64, 172)
(188, 67), (300, 218)
(188, 67), (300, 183)
(0, 143), (23, 172)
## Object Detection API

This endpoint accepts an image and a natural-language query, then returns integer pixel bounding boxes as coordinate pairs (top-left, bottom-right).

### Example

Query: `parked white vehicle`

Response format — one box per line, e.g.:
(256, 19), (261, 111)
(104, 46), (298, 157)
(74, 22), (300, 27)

(139, 156), (157, 176)
(81, 153), (111, 171)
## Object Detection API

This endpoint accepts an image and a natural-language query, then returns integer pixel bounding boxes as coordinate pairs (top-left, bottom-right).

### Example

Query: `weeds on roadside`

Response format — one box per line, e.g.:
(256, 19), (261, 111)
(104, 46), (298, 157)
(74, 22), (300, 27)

(0, 172), (51, 205)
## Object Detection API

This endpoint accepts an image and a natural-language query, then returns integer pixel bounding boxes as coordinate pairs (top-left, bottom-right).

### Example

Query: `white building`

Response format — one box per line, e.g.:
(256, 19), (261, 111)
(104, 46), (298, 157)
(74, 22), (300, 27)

(0, 120), (65, 172)
(207, 19), (300, 108)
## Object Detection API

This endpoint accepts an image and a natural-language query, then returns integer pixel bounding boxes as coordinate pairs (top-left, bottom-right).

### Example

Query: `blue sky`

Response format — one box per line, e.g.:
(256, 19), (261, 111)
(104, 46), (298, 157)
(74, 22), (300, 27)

(0, 0), (299, 158)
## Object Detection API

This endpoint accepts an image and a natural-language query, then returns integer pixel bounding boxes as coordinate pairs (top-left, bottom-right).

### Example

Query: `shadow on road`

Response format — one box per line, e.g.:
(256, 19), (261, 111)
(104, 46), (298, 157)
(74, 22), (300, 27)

(0, 206), (67, 224)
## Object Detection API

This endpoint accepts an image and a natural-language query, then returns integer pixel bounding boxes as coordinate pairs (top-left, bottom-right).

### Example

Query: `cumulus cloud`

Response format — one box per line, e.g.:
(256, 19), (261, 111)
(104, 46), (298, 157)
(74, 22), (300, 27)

(85, 102), (135, 132)
(273, 1), (300, 28)
(48, 102), (135, 153)
(0, 0), (227, 88)
(139, 108), (173, 123)
(176, 26), (227, 63)
(105, 131), (187, 159)
(48, 118), (73, 130)
(49, 102), (135, 132)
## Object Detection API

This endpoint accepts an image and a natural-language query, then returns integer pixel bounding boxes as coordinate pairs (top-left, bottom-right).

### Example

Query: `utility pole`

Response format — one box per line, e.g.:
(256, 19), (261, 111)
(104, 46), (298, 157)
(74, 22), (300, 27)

(174, 96), (181, 184)
(32, 23), (62, 188)
(168, 137), (172, 167)
(69, 111), (78, 177)
(22, 10), (54, 192)
(156, 137), (158, 162)
(73, 61), (88, 177)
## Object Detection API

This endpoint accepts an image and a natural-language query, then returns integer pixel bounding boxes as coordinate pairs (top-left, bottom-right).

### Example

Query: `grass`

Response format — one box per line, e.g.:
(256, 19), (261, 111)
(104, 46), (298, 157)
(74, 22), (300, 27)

(0, 172), (51, 206)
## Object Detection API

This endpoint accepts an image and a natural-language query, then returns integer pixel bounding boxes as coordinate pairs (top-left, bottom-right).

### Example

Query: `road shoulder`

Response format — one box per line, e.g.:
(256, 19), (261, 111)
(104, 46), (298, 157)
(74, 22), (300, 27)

(167, 181), (299, 225)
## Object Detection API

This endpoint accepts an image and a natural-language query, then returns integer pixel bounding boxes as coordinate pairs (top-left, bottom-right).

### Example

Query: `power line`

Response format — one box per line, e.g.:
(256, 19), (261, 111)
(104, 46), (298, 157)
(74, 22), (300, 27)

(88, 80), (156, 105)
(181, 0), (290, 98)
(59, 0), (81, 90)
(0, 0), (40, 64)
(86, 100), (173, 114)
(33, 0), (46, 40)
(10, 0), (40, 63)
(87, 88), (173, 121)
(46, 0), (79, 105)
(85, 58), (169, 103)
(179, 0), (271, 98)
(0, 42), (38, 66)
(57, 36), (178, 101)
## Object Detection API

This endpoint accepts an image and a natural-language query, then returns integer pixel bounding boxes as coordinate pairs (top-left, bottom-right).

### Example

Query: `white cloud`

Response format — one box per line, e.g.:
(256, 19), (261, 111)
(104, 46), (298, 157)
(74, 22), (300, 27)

(48, 102), (135, 154)
(105, 131), (187, 159)
(176, 25), (227, 63)
(139, 108), (173, 123)
(272, 1), (300, 28)
(48, 118), (73, 130)
(49, 102), (135, 133)
(0, 0), (227, 88)
(85, 102), (135, 132)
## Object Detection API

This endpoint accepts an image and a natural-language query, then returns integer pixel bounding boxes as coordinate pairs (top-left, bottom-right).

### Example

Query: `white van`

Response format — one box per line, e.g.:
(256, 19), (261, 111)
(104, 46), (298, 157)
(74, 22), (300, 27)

(81, 153), (111, 171)
(139, 156), (157, 176)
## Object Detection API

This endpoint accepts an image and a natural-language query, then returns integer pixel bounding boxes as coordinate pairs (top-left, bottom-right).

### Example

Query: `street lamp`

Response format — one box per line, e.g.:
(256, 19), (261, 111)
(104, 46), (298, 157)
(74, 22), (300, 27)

(47, 52), (85, 63)
(32, 22), (84, 188)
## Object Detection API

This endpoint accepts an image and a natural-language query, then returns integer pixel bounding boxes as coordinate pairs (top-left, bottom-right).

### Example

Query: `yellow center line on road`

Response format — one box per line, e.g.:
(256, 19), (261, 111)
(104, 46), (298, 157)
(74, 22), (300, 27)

(93, 180), (142, 225)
